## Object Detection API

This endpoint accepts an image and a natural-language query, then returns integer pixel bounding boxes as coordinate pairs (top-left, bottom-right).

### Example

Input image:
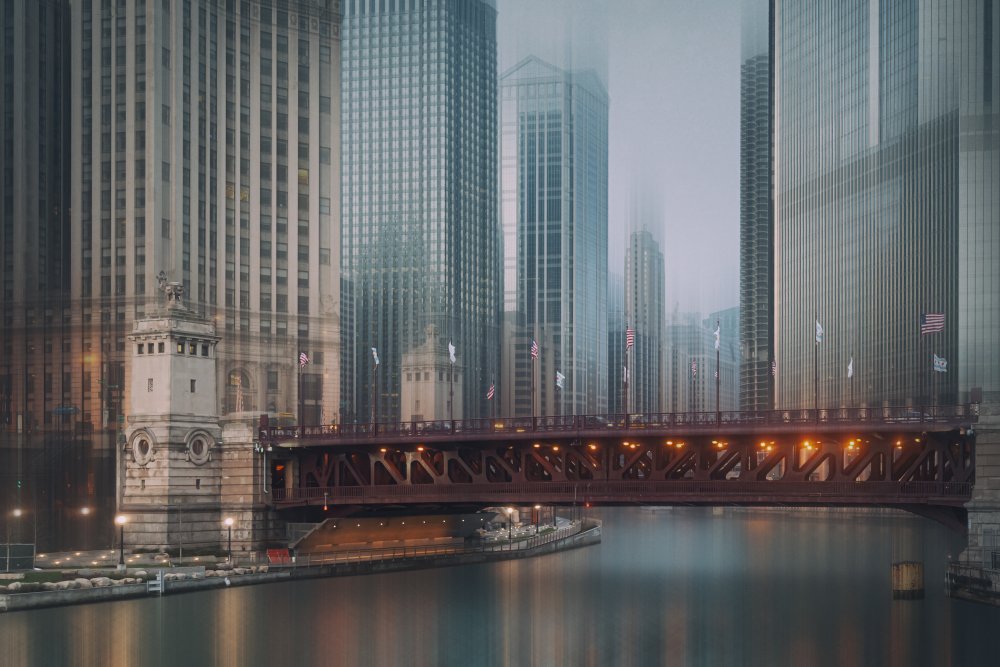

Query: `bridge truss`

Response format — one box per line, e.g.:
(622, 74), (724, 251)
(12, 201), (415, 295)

(261, 407), (976, 521)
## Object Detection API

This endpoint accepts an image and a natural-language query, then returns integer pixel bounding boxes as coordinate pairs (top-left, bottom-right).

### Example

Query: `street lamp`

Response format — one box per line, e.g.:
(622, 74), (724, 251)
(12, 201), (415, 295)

(115, 515), (127, 568)
(5, 509), (22, 572)
(506, 507), (514, 543)
(533, 505), (541, 535)
(223, 517), (234, 564)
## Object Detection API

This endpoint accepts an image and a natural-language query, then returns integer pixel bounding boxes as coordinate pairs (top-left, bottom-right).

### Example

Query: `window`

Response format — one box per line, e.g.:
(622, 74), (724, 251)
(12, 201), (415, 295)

(138, 344), (144, 354)
(190, 379), (196, 392)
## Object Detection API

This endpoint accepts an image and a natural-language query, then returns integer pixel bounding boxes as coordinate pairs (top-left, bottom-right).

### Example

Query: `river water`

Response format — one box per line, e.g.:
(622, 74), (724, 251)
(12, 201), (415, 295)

(2, 506), (999, 666)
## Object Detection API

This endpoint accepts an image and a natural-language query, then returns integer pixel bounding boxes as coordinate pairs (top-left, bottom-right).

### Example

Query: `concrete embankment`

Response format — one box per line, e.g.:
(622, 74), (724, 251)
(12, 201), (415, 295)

(946, 564), (1000, 606)
(0, 521), (601, 613)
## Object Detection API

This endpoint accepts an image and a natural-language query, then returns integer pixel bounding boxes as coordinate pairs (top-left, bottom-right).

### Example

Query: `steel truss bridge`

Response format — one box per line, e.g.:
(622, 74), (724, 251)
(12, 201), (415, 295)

(260, 406), (977, 525)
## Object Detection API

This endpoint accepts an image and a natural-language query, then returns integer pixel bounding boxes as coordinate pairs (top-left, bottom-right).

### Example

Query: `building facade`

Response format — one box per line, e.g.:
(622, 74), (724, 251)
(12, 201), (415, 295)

(0, 0), (83, 548)
(772, 0), (999, 409)
(341, 0), (499, 424)
(606, 272), (625, 414)
(665, 309), (740, 415)
(625, 229), (665, 415)
(738, 0), (774, 412)
(500, 56), (608, 417)
(71, 0), (343, 436)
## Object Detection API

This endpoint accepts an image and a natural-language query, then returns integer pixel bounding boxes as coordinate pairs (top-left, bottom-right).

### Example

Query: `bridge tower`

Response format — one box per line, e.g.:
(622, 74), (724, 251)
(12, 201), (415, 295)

(121, 283), (273, 555)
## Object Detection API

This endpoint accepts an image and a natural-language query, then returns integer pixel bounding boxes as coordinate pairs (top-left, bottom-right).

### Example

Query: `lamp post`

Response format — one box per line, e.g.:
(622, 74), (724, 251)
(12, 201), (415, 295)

(115, 514), (127, 569)
(224, 517), (234, 564)
(5, 509), (22, 572)
(533, 504), (541, 535)
(506, 507), (513, 547)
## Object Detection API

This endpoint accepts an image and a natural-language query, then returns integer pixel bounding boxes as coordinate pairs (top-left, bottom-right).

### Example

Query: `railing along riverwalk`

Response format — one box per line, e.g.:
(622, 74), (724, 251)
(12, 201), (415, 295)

(272, 523), (588, 569)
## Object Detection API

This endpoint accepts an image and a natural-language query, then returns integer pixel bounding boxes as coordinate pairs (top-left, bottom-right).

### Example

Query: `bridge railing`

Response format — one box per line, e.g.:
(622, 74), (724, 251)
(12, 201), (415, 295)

(259, 404), (976, 443)
(272, 480), (972, 504)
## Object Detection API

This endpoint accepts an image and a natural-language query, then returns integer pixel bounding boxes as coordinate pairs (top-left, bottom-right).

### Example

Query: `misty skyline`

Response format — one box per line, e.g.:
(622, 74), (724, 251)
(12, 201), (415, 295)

(498, 0), (742, 316)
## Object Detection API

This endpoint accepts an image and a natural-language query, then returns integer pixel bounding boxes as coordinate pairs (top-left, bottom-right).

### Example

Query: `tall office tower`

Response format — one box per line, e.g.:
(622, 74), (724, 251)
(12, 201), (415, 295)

(341, 0), (499, 424)
(773, 0), (999, 409)
(0, 0), (77, 546)
(625, 229), (664, 415)
(606, 272), (625, 415)
(501, 56), (608, 417)
(72, 0), (343, 439)
(738, 0), (773, 412)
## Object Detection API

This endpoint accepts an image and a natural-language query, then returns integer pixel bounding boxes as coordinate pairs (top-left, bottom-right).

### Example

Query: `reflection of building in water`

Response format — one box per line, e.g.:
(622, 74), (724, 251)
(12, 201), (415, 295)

(400, 326), (463, 423)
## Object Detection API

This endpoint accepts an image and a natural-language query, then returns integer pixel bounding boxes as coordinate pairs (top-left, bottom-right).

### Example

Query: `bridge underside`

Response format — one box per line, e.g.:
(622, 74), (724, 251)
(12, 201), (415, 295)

(270, 427), (973, 526)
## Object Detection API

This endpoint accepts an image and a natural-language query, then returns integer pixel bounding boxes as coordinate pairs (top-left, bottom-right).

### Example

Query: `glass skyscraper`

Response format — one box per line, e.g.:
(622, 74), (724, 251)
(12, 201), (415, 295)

(625, 229), (665, 415)
(770, 0), (999, 409)
(739, 0), (774, 412)
(341, 0), (499, 423)
(500, 56), (608, 417)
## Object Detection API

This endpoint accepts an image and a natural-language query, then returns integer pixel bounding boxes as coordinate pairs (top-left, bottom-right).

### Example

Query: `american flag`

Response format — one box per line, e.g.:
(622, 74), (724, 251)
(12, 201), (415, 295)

(530, 339), (539, 359)
(298, 352), (309, 367)
(691, 361), (697, 377)
(714, 369), (719, 379)
(626, 327), (635, 350)
(486, 383), (495, 400)
(921, 312), (945, 335)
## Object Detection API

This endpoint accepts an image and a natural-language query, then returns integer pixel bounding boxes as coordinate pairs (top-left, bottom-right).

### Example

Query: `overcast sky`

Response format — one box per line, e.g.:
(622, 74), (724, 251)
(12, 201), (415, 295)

(497, 0), (742, 317)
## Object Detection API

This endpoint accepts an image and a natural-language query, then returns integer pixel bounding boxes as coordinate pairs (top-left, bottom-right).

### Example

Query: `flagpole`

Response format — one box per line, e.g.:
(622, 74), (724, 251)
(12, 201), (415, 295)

(715, 320), (720, 425)
(623, 348), (629, 425)
(298, 358), (304, 439)
(371, 362), (377, 435)
(850, 352), (854, 410)
(814, 316), (819, 423)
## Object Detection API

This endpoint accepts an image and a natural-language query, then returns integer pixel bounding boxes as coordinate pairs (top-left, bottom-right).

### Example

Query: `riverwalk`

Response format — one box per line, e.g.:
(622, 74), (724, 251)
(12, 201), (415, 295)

(0, 519), (601, 613)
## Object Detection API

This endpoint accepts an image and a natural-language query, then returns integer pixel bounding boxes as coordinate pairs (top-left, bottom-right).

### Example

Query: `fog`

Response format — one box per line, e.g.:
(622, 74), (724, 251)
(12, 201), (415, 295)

(498, 0), (742, 316)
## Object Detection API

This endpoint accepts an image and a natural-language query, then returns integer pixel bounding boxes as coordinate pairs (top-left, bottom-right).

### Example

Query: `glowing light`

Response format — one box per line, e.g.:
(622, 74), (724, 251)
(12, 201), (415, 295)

(416, 445), (425, 452)
(552, 446), (560, 452)
(380, 447), (387, 453)
(589, 444), (598, 451)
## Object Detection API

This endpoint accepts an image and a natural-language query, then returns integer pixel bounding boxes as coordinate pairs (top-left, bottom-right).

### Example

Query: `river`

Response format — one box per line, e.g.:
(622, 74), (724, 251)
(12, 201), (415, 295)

(2, 506), (999, 666)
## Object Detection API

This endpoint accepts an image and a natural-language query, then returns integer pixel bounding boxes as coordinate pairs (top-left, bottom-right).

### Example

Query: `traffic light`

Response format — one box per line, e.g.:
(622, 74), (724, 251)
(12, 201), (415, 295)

(16, 479), (22, 489)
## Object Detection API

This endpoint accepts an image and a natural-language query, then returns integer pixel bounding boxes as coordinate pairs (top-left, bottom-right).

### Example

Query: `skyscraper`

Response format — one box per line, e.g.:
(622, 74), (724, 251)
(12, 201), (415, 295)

(738, 0), (774, 412)
(625, 229), (665, 415)
(1, 0), (72, 436)
(501, 56), (608, 417)
(341, 0), (499, 423)
(71, 0), (343, 429)
(770, 0), (999, 409)
(0, 0), (75, 547)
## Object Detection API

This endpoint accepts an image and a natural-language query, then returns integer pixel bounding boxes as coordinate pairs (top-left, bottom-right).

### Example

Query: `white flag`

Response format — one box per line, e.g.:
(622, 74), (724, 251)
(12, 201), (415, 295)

(555, 371), (565, 390)
(371, 347), (380, 366)
(623, 366), (628, 384)
(714, 322), (720, 351)
(847, 357), (854, 378)
(933, 354), (948, 373)
(448, 341), (456, 364)
(815, 320), (824, 343)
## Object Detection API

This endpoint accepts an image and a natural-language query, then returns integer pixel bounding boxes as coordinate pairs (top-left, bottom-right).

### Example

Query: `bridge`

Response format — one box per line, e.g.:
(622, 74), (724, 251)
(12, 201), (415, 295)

(259, 405), (977, 526)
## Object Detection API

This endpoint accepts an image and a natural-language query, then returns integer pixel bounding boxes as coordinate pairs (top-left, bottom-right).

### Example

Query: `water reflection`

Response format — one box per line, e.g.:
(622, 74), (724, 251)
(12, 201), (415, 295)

(2, 507), (998, 666)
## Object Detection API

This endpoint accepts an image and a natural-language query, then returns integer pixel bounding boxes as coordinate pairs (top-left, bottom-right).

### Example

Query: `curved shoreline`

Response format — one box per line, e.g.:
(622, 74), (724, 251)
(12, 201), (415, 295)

(0, 521), (601, 614)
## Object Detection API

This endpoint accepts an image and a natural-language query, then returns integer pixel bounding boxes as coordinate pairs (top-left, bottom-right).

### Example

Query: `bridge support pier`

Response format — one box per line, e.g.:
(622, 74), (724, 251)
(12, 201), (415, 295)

(948, 393), (1000, 605)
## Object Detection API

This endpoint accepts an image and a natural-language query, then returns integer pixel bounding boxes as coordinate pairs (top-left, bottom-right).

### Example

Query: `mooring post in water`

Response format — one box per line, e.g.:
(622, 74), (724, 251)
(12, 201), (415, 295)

(891, 561), (924, 600)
